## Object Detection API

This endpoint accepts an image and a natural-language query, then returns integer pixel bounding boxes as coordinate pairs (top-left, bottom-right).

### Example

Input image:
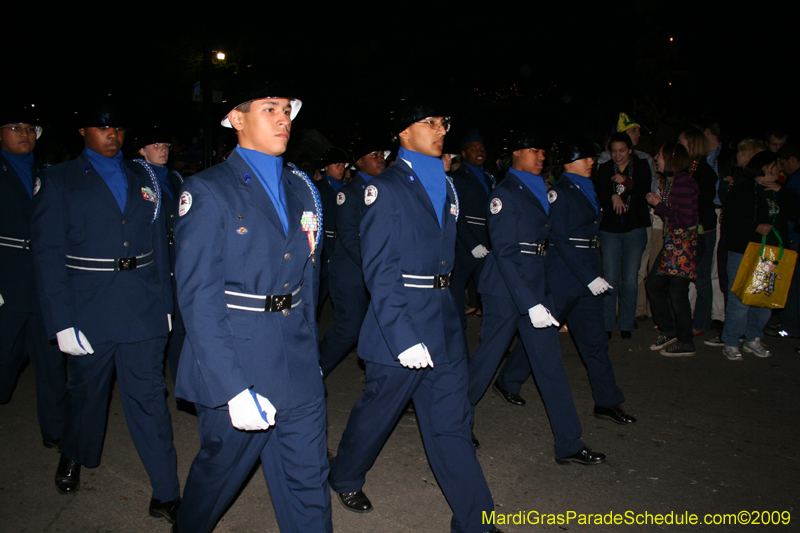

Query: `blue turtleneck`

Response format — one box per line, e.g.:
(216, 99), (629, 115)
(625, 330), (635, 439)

(398, 147), (447, 227)
(564, 172), (599, 214)
(509, 168), (549, 215)
(86, 148), (127, 212)
(2, 149), (35, 198)
(236, 146), (288, 234)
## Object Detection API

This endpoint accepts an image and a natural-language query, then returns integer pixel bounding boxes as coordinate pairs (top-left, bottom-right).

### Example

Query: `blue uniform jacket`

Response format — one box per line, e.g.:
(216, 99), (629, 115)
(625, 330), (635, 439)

(327, 173), (368, 286)
(30, 152), (171, 343)
(479, 170), (551, 314)
(173, 150), (323, 409)
(358, 158), (464, 366)
(314, 177), (338, 266)
(0, 154), (46, 313)
(545, 174), (603, 290)
(451, 164), (493, 255)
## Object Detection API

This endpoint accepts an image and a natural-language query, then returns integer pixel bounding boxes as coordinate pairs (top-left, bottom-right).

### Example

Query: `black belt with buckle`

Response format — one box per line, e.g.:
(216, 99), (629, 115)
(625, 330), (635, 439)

(225, 286), (302, 312)
(568, 236), (600, 249)
(66, 250), (154, 271)
(402, 273), (451, 290)
(0, 235), (32, 250)
(520, 241), (548, 256)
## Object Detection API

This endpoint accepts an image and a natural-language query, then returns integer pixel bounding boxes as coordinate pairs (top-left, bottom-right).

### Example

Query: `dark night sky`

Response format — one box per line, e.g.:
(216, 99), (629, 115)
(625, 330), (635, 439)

(10, 3), (794, 159)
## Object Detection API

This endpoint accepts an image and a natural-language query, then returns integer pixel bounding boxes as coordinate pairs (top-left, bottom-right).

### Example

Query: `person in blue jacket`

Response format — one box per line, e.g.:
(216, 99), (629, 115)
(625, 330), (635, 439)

(30, 102), (180, 523)
(133, 130), (186, 384)
(497, 138), (636, 427)
(173, 76), (331, 533)
(318, 134), (387, 378)
(467, 130), (605, 465)
(0, 107), (67, 451)
(328, 100), (500, 533)
(450, 129), (495, 329)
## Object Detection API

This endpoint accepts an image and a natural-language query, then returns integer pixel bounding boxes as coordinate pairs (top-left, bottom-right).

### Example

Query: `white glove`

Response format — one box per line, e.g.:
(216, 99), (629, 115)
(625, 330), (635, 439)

(0, 293), (4, 307)
(167, 314), (172, 332)
(588, 277), (613, 296)
(228, 389), (276, 431)
(471, 244), (490, 259)
(398, 343), (434, 369)
(528, 304), (560, 328)
(56, 327), (95, 356)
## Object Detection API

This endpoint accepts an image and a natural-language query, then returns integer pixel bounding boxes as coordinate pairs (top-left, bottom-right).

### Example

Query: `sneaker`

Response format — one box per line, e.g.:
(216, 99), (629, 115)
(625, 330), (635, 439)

(660, 343), (696, 357)
(704, 335), (724, 347)
(650, 334), (677, 351)
(722, 345), (743, 361)
(742, 338), (772, 358)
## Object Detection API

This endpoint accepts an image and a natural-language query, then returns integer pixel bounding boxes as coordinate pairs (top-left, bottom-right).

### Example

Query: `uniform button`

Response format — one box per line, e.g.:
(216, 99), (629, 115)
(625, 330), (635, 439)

(594, 221), (598, 224)
(123, 241), (130, 247)
(441, 260), (447, 266)
(283, 282), (290, 290)
(545, 224), (549, 228)
(282, 309), (290, 316)
(284, 253), (292, 260)
(170, 214), (175, 218)
(121, 219), (127, 225)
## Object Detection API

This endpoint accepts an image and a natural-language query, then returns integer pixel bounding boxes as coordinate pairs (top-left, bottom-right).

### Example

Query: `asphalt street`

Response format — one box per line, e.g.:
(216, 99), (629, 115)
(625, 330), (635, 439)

(1, 307), (798, 532)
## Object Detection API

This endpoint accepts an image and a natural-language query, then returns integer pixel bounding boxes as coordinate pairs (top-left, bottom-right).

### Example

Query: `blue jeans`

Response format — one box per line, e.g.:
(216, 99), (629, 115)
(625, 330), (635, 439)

(720, 251), (772, 346)
(692, 229), (717, 332)
(599, 227), (648, 331)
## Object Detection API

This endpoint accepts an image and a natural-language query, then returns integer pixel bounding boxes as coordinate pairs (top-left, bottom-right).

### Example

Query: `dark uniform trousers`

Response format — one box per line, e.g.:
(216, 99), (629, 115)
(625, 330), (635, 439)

(329, 158), (494, 533)
(180, 395), (330, 533)
(318, 174), (371, 378)
(0, 155), (67, 440)
(497, 174), (624, 409)
(31, 153), (178, 503)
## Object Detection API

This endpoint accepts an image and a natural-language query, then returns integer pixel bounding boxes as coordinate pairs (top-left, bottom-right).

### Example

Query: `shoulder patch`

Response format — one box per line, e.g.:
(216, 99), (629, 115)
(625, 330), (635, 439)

(490, 197), (503, 214)
(336, 191), (346, 205)
(179, 191), (193, 216)
(365, 184), (378, 205)
(548, 189), (558, 204)
(33, 177), (41, 196)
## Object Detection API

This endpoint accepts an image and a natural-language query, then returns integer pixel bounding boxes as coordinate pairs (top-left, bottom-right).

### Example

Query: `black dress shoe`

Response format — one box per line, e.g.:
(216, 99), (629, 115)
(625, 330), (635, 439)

(336, 490), (373, 513)
(620, 331), (632, 340)
(149, 497), (181, 523)
(471, 431), (481, 449)
(492, 382), (526, 406)
(555, 447), (606, 465)
(594, 404), (636, 424)
(55, 454), (81, 494)
(43, 438), (61, 451)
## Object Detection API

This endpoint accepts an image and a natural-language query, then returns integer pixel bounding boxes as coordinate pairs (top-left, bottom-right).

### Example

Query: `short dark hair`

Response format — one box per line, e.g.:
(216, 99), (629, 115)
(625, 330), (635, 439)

(659, 142), (691, 177)
(235, 100), (253, 113)
(744, 151), (778, 179)
(765, 126), (787, 141)
(681, 128), (709, 159)
(696, 116), (720, 139)
(608, 132), (632, 150)
(777, 143), (800, 161)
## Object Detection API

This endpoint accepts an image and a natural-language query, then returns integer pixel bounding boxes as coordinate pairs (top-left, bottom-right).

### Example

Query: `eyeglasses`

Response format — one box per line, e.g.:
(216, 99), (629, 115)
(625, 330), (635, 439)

(2, 125), (38, 134)
(416, 117), (451, 132)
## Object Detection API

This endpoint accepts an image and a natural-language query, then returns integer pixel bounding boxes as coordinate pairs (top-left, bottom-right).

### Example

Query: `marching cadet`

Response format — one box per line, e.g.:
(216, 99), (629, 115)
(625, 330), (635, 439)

(318, 134), (387, 378)
(314, 147), (349, 315)
(30, 102), (180, 523)
(173, 75), (331, 533)
(498, 138), (636, 427)
(450, 129), (494, 329)
(133, 130), (186, 383)
(0, 105), (68, 450)
(467, 130), (605, 465)
(328, 100), (500, 533)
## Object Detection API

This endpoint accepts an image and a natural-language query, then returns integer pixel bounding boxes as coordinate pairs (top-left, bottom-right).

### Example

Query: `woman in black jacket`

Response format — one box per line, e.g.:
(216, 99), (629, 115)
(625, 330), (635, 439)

(596, 132), (652, 339)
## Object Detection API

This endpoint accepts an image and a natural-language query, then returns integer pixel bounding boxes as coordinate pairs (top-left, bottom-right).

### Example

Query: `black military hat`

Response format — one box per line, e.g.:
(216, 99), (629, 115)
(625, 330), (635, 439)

(134, 127), (171, 150)
(555, 137), (598, 164)
(221, 70), (302, 128)
(1, 103), (43, 139)
(390, 98), (450, 138)
(319, 147), (350, 168)
(76, 100), (128, 129)
(351, 129), (390, 162)
(507, 129), (549, 153)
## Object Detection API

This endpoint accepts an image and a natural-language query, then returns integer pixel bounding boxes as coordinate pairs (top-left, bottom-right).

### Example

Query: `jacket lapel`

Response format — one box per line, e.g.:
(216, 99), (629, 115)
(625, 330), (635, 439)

(228, 151), (286, 236)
